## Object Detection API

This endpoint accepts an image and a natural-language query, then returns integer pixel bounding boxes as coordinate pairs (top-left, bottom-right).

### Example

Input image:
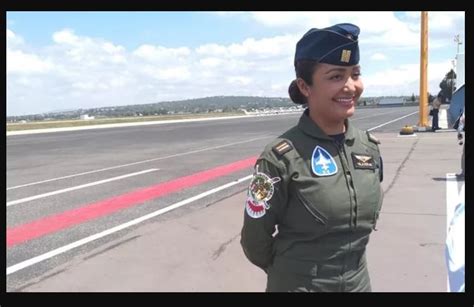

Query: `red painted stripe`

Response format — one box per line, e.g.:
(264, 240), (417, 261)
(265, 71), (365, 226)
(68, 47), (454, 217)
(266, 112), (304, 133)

(7, 156), (257, 247)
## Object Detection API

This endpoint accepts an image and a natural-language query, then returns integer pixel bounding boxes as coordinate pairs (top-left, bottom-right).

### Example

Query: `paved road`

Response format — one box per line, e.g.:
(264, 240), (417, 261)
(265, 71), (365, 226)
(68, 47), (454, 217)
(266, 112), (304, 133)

(7, 105), (464, 292)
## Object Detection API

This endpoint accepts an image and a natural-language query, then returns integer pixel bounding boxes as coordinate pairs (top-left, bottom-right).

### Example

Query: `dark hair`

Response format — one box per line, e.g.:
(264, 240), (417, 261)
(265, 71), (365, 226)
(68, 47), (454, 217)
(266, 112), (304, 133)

(288, 60), (319, 105)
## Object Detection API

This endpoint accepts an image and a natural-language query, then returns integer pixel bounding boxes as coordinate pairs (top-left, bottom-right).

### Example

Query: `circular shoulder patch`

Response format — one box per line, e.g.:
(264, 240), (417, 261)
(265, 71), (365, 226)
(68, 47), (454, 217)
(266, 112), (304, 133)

(248, 170), (281, 203)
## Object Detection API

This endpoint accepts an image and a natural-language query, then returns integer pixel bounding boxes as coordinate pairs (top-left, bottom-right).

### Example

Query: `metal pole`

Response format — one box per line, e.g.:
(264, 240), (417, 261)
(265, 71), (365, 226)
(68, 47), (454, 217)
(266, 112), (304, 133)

(453, 35), (462, 96)
(419, 11), (429, 128)
(454, 34), (462, 56)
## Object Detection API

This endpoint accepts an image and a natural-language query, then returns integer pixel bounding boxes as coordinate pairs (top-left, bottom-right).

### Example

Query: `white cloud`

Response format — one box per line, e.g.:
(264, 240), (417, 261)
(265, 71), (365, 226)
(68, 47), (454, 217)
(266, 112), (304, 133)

(133, 44), (191, 62)
(370, 53), (387, 61)
(6, 12), (464, 116)
(72, 81), (108, 90)
(156, 67), (191, 81)
(428, 11), (464, 32)
(197, 34), (295, 59)
(7, 29), (24, 47)
(53, 29), (82, 45)
(199, 57), (223, 68)
(50, 29), (128, 65)
(7, 49), (54, 74)
(250, 12), (332, 28)
(227, 76), (252, 86)
(248, 11), (464, 51)
(363, 60), (453, 96)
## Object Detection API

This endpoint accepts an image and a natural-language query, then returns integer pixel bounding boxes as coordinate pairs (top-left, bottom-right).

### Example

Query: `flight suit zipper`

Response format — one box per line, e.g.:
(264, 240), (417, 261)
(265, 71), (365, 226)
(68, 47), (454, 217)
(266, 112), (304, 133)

(334, 140), (358, 229)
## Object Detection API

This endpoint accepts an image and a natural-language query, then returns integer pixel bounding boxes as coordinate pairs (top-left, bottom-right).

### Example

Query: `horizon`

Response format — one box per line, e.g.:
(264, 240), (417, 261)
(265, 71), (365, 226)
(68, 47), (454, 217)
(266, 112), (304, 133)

(7, 94), (423, 118)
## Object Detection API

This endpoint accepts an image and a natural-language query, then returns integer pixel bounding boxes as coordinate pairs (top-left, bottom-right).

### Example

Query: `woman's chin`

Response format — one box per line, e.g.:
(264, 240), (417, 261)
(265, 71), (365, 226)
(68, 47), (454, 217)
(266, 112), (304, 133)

(341, 106), (355, 117)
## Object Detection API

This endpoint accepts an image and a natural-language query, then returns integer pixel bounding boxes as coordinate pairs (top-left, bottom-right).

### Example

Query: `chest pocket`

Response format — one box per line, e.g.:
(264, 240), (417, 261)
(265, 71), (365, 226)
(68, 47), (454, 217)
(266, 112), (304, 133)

(281, 186), (330, 237)
(349, 151), (382, 227)
(295, 190), (328, 226)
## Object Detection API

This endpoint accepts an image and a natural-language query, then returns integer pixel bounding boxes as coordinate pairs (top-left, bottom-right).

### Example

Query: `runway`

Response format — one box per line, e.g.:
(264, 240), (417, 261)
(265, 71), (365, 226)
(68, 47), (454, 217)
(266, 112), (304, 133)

(8, 105), (460, 291)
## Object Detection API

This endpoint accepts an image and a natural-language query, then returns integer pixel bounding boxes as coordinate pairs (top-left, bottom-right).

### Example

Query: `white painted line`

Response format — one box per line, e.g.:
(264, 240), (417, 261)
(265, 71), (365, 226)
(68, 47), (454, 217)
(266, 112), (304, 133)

(6, 174), (253, 275)
(397, 134), (417, 138)
(367, 111), (419, 131)
(353, 109), (409, 121)
(6, 111), (301, 136)
(6, 115), (251, 136)
(7, 169), (159, 207)
(7, 135), (271, 190)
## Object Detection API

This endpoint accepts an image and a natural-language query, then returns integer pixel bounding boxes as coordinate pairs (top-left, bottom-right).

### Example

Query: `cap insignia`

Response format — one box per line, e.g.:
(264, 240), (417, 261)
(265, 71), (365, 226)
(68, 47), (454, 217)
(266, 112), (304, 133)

(340, 49), (351, 63)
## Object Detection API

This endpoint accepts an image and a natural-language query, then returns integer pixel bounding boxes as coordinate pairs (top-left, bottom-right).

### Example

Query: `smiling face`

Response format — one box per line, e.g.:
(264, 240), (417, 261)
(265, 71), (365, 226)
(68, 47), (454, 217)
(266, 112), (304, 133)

(297, 63), (364, 133)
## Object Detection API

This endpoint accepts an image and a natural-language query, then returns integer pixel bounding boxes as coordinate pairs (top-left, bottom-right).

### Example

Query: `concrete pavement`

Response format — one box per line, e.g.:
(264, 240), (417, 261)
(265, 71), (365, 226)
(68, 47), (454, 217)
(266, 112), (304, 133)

(17, 121), (464, 292)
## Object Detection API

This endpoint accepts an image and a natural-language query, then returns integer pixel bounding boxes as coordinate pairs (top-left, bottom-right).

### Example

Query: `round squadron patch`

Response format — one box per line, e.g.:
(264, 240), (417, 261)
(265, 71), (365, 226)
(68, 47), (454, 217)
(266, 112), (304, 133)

(245, 165), (281, 218)
(248, 168), (281, 203)
(311, 145), (338, 176)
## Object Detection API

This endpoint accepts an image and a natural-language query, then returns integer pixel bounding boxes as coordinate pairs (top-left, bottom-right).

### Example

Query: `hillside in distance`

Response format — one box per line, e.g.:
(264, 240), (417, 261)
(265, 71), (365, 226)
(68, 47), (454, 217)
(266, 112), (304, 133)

(8, 96), (295, 121)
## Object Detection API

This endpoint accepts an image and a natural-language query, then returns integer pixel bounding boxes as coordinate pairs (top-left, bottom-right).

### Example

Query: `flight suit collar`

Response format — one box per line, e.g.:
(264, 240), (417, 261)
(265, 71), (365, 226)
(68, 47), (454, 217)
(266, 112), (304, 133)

(298, 108), (356, 143)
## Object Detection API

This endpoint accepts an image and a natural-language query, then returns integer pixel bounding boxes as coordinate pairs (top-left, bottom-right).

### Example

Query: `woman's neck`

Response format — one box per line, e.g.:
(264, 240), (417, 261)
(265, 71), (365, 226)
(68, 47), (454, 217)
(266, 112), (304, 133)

(309, 110), (346, 135)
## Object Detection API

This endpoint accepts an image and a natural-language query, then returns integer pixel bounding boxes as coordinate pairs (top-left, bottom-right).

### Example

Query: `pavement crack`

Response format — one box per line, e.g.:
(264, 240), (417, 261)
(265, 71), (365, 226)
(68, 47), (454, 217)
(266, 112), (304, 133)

(82, 235), (141, 261)
(419, 242), (443, 247)
(212, 233), (240, 260)
(13, 268), (67, 292)
(205, 187), (248, 208)
(383, 137), (419, 196)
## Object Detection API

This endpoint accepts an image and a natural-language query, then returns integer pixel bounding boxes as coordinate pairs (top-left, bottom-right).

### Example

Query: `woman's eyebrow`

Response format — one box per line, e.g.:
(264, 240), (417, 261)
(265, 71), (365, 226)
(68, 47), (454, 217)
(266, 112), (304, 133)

(324, 68), (347, 74)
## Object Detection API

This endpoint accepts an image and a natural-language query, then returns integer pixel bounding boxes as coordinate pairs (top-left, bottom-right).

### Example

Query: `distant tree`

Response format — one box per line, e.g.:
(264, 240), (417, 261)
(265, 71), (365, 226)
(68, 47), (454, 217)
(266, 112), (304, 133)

(411, 93), (416, 102)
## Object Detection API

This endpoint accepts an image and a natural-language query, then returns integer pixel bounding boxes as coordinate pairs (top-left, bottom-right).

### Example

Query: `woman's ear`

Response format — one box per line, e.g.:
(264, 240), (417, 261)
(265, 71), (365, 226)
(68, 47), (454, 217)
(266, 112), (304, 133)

(296, 78), (310, 98)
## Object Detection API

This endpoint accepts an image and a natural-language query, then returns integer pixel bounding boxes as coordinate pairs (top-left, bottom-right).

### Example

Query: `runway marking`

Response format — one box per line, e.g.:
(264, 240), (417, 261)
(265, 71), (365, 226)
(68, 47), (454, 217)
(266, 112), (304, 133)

(7, 156), (257, 248)
(6, 114), (253, 136)
(353, 109), (410, 121)
(7, 169), (159, 207)
(7, 136), (270, 190)
(6, 174), (253, 275)
(397, 134), (417, 138)
(367, 111), (419, 131)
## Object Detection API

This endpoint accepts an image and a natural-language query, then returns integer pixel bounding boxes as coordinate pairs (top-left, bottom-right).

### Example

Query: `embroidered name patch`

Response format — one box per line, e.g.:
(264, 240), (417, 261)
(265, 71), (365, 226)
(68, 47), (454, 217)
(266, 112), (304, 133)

(351, 153), (376, 169)
(311, 146), (338, 176)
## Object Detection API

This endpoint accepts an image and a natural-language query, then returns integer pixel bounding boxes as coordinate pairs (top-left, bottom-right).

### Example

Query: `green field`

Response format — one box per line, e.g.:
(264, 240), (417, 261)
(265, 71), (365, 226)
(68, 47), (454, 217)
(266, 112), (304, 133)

(7, 112), (244, 131)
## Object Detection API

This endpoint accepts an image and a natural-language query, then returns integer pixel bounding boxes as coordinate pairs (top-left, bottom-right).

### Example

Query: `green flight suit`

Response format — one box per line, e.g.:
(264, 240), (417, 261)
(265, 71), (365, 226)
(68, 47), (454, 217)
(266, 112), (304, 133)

(241, 109), (383, 292)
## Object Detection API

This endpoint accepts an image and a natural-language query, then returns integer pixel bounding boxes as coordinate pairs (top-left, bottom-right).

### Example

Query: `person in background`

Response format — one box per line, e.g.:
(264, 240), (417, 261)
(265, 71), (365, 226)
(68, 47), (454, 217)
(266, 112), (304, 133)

(431, 94), (442, 132)
(240, 23), (384, 292)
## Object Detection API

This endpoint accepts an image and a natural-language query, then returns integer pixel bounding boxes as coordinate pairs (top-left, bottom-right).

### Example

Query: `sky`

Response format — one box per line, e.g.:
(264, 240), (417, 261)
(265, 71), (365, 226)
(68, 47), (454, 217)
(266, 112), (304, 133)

(6, 11), (465, 116)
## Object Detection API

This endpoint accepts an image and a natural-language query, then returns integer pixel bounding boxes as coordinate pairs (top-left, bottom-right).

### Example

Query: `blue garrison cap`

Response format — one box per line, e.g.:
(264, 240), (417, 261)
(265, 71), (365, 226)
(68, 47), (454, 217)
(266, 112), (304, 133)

(294, 23), (360, 66)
